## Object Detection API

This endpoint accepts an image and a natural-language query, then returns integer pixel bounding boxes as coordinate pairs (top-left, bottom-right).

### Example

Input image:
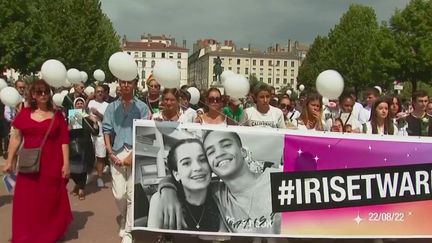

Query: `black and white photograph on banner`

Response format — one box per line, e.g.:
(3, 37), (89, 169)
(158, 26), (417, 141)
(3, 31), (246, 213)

(132, 120), (284, 236)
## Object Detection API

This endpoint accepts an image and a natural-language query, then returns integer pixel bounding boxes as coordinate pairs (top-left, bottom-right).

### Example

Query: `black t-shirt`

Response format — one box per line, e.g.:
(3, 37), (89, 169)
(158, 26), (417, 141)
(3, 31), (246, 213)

(182, 193), (220, 232)
(406, 114), (432, 136)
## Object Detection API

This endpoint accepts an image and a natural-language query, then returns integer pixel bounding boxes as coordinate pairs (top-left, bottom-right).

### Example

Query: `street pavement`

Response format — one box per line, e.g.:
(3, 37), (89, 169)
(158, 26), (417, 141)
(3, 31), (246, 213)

(1, 157), (430, 243)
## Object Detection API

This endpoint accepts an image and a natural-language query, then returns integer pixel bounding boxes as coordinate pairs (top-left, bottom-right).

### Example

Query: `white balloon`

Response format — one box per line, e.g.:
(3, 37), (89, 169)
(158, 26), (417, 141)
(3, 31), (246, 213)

(93, 69), (105, 82)
(374, 86), (382, 94)
(60, 90), (69, 97)
(223, 75), (250, 99)
(152, 60), (180, 88)
(80, 71), (88, 82)
(67, 68), (82, 84)
(316, 70), (344, 100)
(108, 52), (137, 81)
(41, 59), (67, 88)
(187, 87), (200, 105)
(84, 86), (95, 96)
(52, 93), (65, 107)
(70, 87), (75, 93)
(299, 84), (305, 92)
(286, 90), (292, 96)
(0, 87), (21, 107)
(0, 78), (7, 91)
(220, 70), (236, 83)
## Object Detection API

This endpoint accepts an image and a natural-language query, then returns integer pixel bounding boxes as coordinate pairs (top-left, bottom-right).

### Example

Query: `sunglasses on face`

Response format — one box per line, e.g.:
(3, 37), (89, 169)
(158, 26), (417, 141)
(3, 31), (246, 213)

(208, 97), (222, 104)
(279, 104), (290, 109)
(34, 90), (49, 96)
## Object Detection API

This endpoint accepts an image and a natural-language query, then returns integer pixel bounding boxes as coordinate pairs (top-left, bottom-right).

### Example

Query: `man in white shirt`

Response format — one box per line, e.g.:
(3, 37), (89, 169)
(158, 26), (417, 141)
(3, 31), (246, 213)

(240, 84), (285, 128)
(87, 85), (109, 187)
(359, 87), (380, 124)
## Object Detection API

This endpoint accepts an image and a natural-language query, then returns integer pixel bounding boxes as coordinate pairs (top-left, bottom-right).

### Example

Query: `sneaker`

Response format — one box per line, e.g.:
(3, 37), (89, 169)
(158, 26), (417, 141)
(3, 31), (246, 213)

(103, 165), (110, 174)
(97, 178), (104, 188)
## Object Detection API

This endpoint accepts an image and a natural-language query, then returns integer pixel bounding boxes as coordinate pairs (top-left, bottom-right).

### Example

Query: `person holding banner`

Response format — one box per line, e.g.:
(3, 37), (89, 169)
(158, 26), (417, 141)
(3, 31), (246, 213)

(148, 138), (222, 231)
(195, 88), (226, 125)
(158, 130), (281, 235)
(389, 94), (408, 136)
(406, 90), (432, 136)
(239, 83), (285, 128)
(364, 96), (398, 135)
(151, 88), (196, 123)
(294, 93), (329, 131)
(103, 78), (150, 243)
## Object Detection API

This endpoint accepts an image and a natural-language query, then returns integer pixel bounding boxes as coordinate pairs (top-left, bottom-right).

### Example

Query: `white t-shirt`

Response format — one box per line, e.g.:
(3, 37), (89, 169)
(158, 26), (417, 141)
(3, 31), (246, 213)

(339, 112), (362, 132)
(87, 99), (109, 136)
(359, 106), (372, 124)
(364, 121), (398, 135)
(352, 102), (363, 122)
(151, 109), (195, 123)
(240, 106), (285, 128)
(286, 109), (300, 123)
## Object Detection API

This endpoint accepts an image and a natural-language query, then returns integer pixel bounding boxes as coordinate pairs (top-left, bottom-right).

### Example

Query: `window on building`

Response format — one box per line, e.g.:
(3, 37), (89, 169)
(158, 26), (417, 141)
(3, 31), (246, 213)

(151, 60), (155, 68)
(142, 70), (146, 80)
(268, 78), (271, 84)
(142, 52), (146, 58)
(237, 67), (240, 74)
(260, 77), (263, 82)
(142, 60), (146, 68)
(134, 52), (139, 58)
(276, 78), (280, 84)
(276, 60), (280, 66)
(229, 58), (232, 64)
(177, 53), (181, 59)
(253, 59), (256, 66)
(283, 78), (287, 84)
(260, 60), (264, 66)
(291, 69), (295, 77)
(237, 59), (241, 65)
(228, 67), (232, 70)
(284, 61), (287, 67)
(177, 61), (181, 69)
(245, 68), (249, 75)
(284, 69), (287, 76)
(127, 51), (131, 55)
(161, 53), (166, 58)
(268, 60), (272, 66)
(291, 61), (295, 67)
(290, 78), (294, 84)
(268, 68), (272, 75)
(151, 52), (156, 58)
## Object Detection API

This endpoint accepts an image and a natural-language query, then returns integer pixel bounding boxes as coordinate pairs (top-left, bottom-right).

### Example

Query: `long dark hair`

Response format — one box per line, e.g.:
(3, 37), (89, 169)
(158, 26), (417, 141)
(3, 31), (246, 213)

(389, 94), (402, 118)
(166, 138), (208, 201)
(298, 93), (323, 130)
(28, 79), (54, 111)
(370, 96), (394, 135)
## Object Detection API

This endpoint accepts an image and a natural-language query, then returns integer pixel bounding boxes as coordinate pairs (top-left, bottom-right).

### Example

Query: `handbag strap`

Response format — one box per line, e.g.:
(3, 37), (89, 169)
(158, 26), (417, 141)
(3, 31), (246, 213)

(39, 111), (57, 149)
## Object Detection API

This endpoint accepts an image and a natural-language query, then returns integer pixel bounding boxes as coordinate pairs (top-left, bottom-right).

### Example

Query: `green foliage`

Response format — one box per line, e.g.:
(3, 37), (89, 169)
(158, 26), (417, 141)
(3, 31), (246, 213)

(297, 35), (329, 92)
(248, 74), (262, 93)
(0, 0), (120, 84)
(387, 0), (432, 92)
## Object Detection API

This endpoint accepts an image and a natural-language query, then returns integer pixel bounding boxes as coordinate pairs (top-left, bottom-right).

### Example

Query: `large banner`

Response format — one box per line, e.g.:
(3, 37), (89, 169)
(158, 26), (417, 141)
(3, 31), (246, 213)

(132, 120), (432, 238)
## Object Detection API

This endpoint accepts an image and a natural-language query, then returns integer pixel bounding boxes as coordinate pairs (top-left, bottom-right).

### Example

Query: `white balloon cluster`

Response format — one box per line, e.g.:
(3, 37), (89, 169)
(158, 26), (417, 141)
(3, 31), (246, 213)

(108, 52), (137, 81)
(316, 70), (344, 99)
(223, 74), (250, 99)
(220, 70), (236, 84)
(0, 86), (21, 107)
(0, 78), (8, 90)
(84, 86), (95, 96)
(67, 68), (82, 84)
(152, 60), (180, 88)
(52, 93), (65, 107)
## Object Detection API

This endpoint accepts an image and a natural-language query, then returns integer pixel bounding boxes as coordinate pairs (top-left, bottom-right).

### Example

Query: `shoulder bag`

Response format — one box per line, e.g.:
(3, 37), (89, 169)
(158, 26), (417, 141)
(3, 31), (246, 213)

(17, 113), (56, 173)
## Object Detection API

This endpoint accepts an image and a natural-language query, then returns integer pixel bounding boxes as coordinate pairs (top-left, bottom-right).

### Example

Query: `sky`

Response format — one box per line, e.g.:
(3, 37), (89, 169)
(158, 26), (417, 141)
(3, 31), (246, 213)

(100, 0), (410, 51)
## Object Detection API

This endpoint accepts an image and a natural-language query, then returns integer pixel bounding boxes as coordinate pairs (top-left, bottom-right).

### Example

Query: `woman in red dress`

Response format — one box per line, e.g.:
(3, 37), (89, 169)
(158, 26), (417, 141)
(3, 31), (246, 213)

(3, 79), (72, 243)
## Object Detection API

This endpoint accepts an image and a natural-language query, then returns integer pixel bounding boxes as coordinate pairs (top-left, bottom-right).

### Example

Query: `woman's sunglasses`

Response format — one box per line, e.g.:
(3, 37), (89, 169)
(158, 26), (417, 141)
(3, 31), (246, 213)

(34, 90), (49, 96)
(208, 97), (222, 104)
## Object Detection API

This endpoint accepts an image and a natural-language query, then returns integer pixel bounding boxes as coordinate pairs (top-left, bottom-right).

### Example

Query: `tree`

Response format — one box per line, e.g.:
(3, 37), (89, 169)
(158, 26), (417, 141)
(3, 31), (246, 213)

(297, 35), (329, 91)
(0, 0), (120, 82)
(325, 4), (380, 93)
(387, 0), (432, 92)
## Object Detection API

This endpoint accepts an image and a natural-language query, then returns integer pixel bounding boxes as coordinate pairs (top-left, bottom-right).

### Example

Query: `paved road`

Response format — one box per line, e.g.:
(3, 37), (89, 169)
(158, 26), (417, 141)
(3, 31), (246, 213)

(1, 157), (430, 243)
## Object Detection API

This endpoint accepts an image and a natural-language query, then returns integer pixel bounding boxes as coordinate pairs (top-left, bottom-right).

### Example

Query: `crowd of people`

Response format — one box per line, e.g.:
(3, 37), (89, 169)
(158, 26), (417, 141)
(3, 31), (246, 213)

(1, 74), (432, 243)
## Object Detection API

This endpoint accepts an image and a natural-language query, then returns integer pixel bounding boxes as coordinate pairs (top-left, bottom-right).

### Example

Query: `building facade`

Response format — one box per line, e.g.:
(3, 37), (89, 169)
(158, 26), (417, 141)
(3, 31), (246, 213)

(188, 39), (307, 92)
(121, 34), (189, 89)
